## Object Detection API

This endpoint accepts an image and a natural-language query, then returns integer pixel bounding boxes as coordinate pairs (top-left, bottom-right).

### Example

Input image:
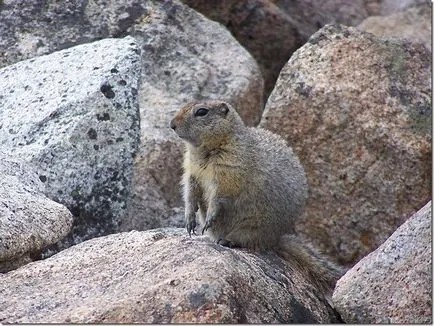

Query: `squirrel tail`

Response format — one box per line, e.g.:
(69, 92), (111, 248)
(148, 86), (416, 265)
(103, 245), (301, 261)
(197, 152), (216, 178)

(276, 234), (345, 301)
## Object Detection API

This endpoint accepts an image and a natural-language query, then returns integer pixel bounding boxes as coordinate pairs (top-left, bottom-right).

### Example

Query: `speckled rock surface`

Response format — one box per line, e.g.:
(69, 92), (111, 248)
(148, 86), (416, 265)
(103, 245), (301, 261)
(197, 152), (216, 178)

(0, 0), (145, 68)
(333, 201), (432, 324)
(0, 0), (263, 126)
(0, 228), (340, 323)
(181, 0), (310, 99)
(272, 0), (369, 28)
(260, 25), (431, 265)
(0, 154), (73, 272)
(379, 0), (429, 15)
(0, 36), (141, 249)
(358, 3), (431, 52)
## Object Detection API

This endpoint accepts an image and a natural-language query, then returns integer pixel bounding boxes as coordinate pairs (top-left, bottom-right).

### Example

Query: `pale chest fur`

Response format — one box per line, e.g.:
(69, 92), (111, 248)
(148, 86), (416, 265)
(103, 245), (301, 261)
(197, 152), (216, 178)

(184, 149), (218, 199)
(184, 148), (244, 199)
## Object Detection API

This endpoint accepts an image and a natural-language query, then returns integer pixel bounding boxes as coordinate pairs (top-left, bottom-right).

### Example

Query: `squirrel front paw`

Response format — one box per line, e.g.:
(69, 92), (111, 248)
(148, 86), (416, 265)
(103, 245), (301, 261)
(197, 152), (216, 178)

(202, 198), (228, 234)
(202, 217), (214, 234)
(186, 220), (197, 237)
(186, 215), (197, 237)
(202, 210), (219, 234)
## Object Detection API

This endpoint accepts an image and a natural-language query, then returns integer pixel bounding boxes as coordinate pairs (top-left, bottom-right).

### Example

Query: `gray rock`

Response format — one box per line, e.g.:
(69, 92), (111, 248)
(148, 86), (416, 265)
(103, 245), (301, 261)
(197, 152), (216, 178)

(0, 0), (263, 125)
(0, 0), (263, 123)
(0, 0), (144, 68)
(273, 0), (369, 28)
(0, 36), (141, 249)
(333, 201), (432, 324)
(260, 24), (431, 265)
(379, 0), (430, 15)
(358, 2), (431, 52)
(0, 228), (340, 323)
(180, 0), (376, 101)
(181, 0), (311, 99)
(0, 154), (73, 272)
(132, 1), (264, 126)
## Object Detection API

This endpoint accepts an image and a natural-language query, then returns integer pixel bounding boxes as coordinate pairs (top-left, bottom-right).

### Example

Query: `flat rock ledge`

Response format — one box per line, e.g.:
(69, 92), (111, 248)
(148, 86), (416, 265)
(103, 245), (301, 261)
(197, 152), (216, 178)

(0, 228), (340, 323)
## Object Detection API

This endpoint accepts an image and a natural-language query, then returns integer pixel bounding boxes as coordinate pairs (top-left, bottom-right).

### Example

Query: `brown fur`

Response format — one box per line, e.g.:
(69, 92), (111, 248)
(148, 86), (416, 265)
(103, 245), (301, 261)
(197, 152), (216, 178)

(170, 101), (343, 298)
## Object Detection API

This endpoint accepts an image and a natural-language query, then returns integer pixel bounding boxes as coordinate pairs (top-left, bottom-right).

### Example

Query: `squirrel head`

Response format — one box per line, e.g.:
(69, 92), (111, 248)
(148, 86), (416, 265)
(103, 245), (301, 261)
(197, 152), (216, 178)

(170, 101), (244, 148)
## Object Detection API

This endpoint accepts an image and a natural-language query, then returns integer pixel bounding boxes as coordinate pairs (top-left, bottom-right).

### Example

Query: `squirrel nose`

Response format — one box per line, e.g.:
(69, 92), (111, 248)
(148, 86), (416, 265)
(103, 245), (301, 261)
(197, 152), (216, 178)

(170, 119), (177, 130)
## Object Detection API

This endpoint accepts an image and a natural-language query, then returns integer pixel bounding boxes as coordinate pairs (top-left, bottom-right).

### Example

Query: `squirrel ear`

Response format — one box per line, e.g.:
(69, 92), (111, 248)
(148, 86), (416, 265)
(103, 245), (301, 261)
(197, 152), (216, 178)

(219, 102), (229, 116)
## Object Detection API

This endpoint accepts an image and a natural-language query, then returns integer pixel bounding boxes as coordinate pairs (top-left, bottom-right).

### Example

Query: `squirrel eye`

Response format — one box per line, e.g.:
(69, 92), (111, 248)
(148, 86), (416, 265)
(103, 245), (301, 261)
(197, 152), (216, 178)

(194, 107), (209, 117)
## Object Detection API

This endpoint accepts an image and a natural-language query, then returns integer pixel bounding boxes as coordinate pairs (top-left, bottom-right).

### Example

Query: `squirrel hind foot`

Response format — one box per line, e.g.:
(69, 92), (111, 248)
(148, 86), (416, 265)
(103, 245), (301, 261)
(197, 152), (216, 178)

(216, 238), (239, 248)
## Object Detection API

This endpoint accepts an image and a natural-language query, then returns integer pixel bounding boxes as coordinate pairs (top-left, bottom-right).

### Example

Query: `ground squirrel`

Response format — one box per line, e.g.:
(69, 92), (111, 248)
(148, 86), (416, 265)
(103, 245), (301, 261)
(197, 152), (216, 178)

(170, 100), (343, 297)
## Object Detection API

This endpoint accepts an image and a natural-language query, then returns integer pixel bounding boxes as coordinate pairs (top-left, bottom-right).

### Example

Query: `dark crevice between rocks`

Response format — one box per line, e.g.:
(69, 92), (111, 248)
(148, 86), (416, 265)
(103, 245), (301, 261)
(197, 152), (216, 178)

(289, 297), (319, 323)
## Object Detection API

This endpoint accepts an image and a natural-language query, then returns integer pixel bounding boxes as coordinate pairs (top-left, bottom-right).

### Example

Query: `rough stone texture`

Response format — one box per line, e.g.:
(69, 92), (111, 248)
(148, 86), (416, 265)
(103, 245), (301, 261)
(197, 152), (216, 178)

(260, 25), (432, 265)
(181, 0), (310, 99)
(0, 0), (144, 68)
(379, 0), (430, 15)
(0, 153), (73, 272)
(0, 36), (141, 250)
(272, 0), (369, 28)
(122, 0), (264, 232)
(0, 0), (262, 124)
(358, 3), (432, 52)
(0, 228), (340, 323)
(333, 201), (432, 324)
